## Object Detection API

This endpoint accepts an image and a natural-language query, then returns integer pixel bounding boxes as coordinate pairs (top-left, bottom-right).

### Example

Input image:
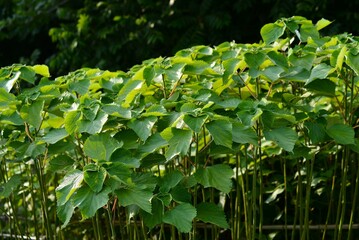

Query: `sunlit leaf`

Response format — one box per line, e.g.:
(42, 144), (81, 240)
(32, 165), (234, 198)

(32, 64), (50, 77)
(56, 170), (83, 206)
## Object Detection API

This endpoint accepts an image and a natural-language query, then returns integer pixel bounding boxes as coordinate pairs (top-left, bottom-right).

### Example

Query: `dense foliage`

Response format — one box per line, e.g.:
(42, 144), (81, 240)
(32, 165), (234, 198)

(1, 0), (359, 76)
(1, 16), (359, 239)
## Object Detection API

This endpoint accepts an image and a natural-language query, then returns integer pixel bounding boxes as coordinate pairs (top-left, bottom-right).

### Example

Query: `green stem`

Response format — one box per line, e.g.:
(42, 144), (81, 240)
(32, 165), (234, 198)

(322, 153), (338, 240)
(347, 153), (359, 240)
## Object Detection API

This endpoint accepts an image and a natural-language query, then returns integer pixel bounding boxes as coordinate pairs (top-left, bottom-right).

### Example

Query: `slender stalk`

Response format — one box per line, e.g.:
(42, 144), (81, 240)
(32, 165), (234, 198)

(322, 153), (338, 240)
(283, 158), (288, 240)
(347, 154), (359, 240)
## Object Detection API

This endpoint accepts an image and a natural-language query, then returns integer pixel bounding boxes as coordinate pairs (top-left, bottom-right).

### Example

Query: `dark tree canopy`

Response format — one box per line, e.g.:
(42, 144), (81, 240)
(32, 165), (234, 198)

(1, 0), (358, 75)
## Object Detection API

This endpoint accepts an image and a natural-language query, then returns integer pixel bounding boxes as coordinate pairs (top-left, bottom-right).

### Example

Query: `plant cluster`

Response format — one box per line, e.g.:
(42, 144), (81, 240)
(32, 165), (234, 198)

(1, 16), (359, 239)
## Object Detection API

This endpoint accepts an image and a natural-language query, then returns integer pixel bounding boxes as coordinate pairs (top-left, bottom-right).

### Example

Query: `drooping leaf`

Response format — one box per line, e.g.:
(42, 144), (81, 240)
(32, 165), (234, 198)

(264, 127), (298, 152)
(83, 133), (122, 161)
(164, 128), (192, 160)
(73, 185), (111, 219)
(56, 170), (83, 206)
(196, 203), (229, 229)
(57, 200), (75, 228)
(117, 79), (144, 108)
(195, 164), (233, 194)
(115, 187), (153, 213)
(142, 198), (164, 229)
(0, 174), (22, 198)
(163, 203), (197, 233)
(19, 66), (36, 84)
(305, 78), (336, 96)
(206, 120), (233, 148)
(346, 51), (359, 75)
(128, 116), (157, 141)
(326, 124), (355, 145)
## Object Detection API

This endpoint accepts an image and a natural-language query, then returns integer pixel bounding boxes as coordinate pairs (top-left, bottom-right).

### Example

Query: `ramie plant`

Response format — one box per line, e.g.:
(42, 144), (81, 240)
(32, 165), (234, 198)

(0, 16), (359, 240)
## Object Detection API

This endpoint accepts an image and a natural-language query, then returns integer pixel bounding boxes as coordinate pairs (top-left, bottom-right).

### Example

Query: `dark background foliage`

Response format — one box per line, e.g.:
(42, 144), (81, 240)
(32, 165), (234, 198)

(1, 0), (358, 76)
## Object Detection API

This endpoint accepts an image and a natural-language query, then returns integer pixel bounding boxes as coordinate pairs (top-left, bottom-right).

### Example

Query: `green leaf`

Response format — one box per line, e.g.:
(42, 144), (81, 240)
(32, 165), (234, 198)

(195, 164), (233, 193)
(164, 128), (192, 161)
(78, 110), (108, 134)
(102, 104), (132, 119)
(326, 124), (355, 145)
(163, 203), (197, 233)
(0, 174), (22, 198)
(196, 203), (229, 229)
(206, 120), (233, 148)
(346, 52), (359, 75)
(20, 100), (44, 129)
(143, 65), (155, 86)
(0, 71), (20, 92)
(159, 170), (183, 193)
(56, 170), (83, 206)
(183, 114), (207, 133)
(118, 79), (144, 108)
(262, 66), (284, 81)
(305, 122), (327, 144)
(115, 188), (153, 213)
(306, 63), (333, 85)
(142, 198), (164, 229)
(184, 60), (211, 75)
(19, 66), (36, 84)
(57, 200), (75, 228)
(83, 164), (107, 193)
(244, 52), (266, 69)
(316, 18), (332, 30)
(260, 22), (285, 44)
(32, 64), (50, 77)
(48, 155), (75, 172)
(170, 185), (191, 203)
(73, 185), (111, 219)
(64, 110), (81, 134)
(305, 79), (336, 96)
(42, 128), (68, 144)
(264, 127), (298, 152)
(267, 51), (288, 69)
(232, 122), (258, 146)
(140, 153), (166, 168)
(138, 133), (168, 156)
(0, 88), (17, 109)
(128, 116), (157, 141)
(83, 133), (122, 161)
